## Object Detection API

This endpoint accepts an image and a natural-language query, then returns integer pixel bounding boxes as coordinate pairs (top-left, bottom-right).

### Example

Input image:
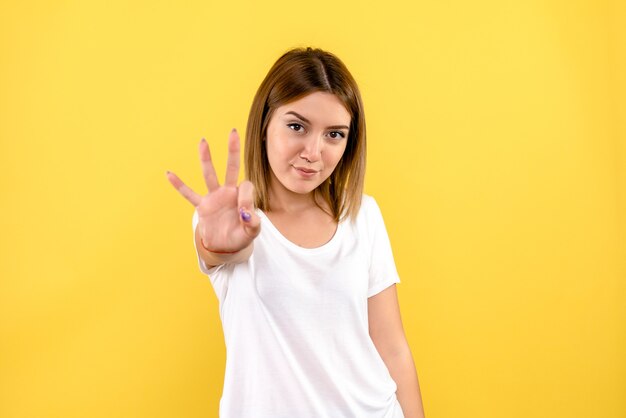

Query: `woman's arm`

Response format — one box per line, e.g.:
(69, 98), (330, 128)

(368, 284), (426, 418)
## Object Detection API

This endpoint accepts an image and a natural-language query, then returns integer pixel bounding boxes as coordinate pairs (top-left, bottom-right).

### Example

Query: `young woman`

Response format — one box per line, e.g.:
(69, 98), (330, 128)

(166, 47), (425, 418)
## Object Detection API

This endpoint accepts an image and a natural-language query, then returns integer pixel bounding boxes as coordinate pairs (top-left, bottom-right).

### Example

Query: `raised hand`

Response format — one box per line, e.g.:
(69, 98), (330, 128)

(166, 129), (261, 254)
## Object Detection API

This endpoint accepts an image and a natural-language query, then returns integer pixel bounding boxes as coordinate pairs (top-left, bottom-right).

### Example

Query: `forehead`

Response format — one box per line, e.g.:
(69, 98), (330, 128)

(277, 91), (351, 125)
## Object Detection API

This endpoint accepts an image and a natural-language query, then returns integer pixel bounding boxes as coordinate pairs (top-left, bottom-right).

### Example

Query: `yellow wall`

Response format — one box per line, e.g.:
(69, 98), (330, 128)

(1, 1), (624, 417)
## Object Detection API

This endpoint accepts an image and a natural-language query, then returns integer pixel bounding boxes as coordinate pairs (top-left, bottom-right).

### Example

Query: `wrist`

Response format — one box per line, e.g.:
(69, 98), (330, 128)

(199, 237), (240, 254)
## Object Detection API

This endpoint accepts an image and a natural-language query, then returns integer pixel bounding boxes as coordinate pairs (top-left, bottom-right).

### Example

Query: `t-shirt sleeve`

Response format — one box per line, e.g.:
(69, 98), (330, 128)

(365, 197), (401, 298)
(192, 209), (229, 303)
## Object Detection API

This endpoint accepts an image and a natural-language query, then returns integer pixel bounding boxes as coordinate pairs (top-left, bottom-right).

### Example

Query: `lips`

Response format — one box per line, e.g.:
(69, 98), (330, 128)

(293, 166), (319, 174)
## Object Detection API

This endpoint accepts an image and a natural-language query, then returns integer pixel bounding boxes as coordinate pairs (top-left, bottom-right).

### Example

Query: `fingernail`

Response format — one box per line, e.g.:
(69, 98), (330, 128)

(231, 128), (237, 134)
(239, 208), (251, 222)
(166, 170), (170, 175)
(201, 137), (206, 142)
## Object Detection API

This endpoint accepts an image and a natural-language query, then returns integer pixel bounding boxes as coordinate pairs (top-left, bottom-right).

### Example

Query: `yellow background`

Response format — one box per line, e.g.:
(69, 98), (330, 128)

(1, 0), (624, 417)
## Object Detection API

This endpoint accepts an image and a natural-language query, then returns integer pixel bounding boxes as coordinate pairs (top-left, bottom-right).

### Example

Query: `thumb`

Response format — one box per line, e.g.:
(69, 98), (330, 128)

(237, 180), (261, 239)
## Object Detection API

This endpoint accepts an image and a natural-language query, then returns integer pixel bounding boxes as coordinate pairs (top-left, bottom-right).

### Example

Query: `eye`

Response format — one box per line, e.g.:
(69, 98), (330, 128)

(328, 131), (346, 140)
(287, 123), (304, 132)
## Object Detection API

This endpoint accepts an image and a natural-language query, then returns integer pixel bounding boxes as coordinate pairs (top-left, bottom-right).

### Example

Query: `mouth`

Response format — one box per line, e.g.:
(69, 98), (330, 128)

(292, 165), (320, 178)
(293, 166), (319, 174)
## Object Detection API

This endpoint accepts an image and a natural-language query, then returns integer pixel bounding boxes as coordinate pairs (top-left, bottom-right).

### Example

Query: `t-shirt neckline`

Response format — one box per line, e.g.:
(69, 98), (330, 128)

(256, 209), (346, 255)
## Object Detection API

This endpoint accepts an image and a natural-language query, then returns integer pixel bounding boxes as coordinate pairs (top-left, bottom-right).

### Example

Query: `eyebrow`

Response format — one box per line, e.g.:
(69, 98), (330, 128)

(284, 111), (350, 130)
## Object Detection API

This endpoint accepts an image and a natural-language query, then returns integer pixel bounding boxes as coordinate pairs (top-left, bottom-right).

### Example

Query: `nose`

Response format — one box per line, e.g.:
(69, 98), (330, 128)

(299, 135), (322, 163)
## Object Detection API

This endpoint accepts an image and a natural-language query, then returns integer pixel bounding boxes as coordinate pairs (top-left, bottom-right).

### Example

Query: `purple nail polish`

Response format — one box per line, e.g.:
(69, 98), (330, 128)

(240, 208), (251, 222)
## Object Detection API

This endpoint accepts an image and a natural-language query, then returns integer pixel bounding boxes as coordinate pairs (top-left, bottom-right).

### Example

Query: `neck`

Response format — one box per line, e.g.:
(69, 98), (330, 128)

(268, 189), (317, 215)
(267, 176), (324, 215)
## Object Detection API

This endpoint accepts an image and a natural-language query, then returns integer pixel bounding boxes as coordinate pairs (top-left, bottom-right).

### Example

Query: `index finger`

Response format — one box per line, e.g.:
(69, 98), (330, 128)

(224, 128), (240, 188)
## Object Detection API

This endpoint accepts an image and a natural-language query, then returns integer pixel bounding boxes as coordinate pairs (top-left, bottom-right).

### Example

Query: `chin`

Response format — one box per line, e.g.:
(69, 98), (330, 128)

(279, 177), (324, 195)
(286, 183), (319, 195)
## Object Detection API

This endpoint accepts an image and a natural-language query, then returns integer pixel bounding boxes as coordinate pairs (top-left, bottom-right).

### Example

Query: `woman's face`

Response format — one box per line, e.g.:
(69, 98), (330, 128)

(265, 91), (351, 197)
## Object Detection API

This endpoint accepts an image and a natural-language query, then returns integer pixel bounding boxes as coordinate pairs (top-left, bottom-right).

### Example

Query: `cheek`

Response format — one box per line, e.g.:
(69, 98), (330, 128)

(325, 146), (347, 168)
(266, 144), (278, 170)
(266, 136), (291, 166)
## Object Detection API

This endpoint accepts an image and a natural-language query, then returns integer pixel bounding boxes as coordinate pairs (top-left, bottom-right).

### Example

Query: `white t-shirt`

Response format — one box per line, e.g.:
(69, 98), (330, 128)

(192, 194), (403, 418)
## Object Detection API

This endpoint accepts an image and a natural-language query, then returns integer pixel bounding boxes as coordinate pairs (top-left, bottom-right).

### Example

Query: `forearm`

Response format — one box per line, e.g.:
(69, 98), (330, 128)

(382, 345), (425, 418)
(195, 224), (253, 266)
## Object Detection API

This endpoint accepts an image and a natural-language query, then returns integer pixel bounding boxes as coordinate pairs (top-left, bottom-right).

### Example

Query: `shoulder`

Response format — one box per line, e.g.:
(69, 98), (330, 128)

(356, 194), (382, 220)
(360, 193), (376, 208)
(352, 194), (386, 233)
